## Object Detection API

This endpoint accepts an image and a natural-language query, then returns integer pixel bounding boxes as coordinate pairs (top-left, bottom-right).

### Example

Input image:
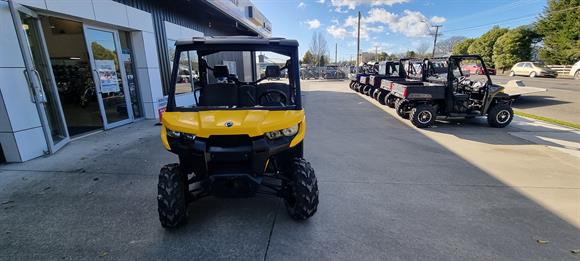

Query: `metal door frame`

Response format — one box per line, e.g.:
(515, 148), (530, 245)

(82, 24), (134, 129)
(8, 0), (70, 153)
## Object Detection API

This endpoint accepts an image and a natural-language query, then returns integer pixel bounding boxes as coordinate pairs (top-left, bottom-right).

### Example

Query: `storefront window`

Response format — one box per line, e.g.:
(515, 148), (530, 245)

(120, 31), (142, 118)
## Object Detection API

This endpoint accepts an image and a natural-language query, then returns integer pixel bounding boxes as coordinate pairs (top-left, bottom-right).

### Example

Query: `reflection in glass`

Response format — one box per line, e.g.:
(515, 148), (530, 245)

(120, 31), (141, 118)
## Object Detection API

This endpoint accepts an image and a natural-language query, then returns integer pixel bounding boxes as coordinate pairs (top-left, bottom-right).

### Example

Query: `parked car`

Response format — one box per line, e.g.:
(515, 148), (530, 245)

(461, 64), (496, 75)
(570, 60), (580, 80)
(509, 62), (556, 78)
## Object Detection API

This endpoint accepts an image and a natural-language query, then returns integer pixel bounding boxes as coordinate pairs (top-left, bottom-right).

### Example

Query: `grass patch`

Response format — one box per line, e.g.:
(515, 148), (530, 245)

(515, 111), (580, 130)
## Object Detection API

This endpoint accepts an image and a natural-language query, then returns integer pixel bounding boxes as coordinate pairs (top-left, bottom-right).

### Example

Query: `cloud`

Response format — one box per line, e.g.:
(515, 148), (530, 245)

(306, 19), (322, 29)
(330, 0), (409, 11)
(430, 16), (447, 24)
(316, 0), (325, 3)
(298, 2), (305, 8)
(325, 8), (445, 40)
(327, 25), (348, 38)
(331, 19), (339, 25)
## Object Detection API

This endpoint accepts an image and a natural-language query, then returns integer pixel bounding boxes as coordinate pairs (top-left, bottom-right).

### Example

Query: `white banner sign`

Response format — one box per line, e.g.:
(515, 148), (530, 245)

(95, 60), (120, 93)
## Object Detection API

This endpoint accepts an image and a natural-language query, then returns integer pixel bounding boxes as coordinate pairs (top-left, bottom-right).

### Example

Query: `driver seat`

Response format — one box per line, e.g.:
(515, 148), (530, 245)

(257, 65), (290, 104)
(199, 65), (238, 107)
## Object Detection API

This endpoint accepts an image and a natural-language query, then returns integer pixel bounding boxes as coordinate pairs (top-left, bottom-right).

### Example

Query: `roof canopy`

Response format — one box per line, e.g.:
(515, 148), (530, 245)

(176, 36), (299, 47)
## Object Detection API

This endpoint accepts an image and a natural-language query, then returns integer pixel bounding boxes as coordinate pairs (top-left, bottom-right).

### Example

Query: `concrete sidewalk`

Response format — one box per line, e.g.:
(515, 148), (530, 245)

(1, 80), (579, 260)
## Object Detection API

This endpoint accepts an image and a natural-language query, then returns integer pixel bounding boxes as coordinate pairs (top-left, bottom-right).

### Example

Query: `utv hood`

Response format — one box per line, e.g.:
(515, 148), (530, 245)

(162, 110), (305, 138)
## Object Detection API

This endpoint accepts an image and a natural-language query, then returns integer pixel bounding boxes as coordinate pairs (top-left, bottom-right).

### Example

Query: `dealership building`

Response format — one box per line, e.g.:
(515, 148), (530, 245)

(0, 0), (272, 163)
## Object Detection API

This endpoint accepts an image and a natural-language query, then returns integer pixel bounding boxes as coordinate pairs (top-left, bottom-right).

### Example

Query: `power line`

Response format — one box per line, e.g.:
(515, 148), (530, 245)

(443, 5), (580, 34)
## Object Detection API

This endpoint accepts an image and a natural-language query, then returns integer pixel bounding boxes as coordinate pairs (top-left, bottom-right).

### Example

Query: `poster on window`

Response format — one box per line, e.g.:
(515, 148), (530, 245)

(95, 60), (120, 93)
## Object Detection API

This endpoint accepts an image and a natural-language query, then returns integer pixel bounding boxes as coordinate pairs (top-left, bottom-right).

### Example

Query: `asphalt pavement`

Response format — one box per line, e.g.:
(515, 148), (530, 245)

(491, 75), (579, 124)
(0, 80), (579, 260)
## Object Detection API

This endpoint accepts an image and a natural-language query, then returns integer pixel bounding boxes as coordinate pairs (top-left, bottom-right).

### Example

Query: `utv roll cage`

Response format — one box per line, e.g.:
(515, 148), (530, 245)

(425, 55), (493, 85)
(166, 36), (303, 112)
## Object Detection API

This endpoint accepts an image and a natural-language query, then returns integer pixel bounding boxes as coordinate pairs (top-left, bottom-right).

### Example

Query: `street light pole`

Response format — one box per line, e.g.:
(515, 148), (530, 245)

(356, 11), (361, 72)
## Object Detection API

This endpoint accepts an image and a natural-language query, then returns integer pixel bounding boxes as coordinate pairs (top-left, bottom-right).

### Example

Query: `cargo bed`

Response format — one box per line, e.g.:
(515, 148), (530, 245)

(497, 80), (547, 97)
(391, 82), (446, 100)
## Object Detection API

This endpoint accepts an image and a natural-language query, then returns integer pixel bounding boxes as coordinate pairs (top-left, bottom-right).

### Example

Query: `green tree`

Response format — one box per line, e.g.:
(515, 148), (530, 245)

(319, 55), (328, 66)
(302, 51), (314, 65)
(452, 38), (475, 55)
(467, 26), (509, 66)
(405, 50), (417, 58)
(536, 0), (580, 64)
(493, 27), (540, 72)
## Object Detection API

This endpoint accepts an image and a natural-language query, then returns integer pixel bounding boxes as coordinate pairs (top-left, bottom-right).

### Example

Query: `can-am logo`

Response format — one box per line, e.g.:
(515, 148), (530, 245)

(224, 121), (234, 127)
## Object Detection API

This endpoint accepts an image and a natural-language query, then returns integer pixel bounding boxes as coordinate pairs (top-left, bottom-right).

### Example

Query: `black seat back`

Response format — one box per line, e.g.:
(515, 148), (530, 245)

(199, 83), (238, 107)
(238, 85), (256, 107)
(213, 65), (230, 79)
(265, 65), (281, 78)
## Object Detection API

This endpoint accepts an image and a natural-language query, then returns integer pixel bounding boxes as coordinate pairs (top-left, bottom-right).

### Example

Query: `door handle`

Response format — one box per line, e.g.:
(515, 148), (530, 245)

(32, 69), (47, 103)
(22, 69), (36, 103)
(93, 69), (102, 94)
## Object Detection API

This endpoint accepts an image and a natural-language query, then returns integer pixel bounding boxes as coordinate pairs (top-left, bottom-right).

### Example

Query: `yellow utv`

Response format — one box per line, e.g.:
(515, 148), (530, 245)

(158, 36), (318, 228)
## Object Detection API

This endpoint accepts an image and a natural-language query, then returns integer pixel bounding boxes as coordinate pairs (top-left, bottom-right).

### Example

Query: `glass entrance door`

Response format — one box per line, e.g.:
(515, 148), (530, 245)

(83, 26), (133, 129)
(8, 1), (69, 153)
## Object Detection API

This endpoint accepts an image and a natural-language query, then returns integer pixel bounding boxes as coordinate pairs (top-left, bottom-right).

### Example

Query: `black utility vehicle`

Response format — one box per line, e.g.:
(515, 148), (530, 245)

(380, 59), (426, 107)
(390, 55), (516, 128)
(369, 60), (405, 101)
(362, 61), (402, 97)
(350, 62), (378, 93)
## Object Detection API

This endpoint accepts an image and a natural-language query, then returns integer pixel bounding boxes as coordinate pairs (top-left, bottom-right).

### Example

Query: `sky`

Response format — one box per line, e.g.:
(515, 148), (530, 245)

(253, 0), (546, 61)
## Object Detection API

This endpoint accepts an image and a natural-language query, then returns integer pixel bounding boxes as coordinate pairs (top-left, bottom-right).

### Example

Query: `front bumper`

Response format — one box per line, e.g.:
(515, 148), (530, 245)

(538, 71), (556, 77)
(167, 134), (294, 176)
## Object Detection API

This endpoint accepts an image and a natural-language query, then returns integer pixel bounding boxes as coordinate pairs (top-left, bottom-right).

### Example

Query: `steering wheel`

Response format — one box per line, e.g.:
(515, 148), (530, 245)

(258, 90), (288, 106)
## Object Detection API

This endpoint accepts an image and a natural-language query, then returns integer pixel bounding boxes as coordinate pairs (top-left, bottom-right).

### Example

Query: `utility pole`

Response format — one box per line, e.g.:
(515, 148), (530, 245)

(375, 46), (378, 61)
(431, 25), (442, 58)
(356, 11), (361, 72)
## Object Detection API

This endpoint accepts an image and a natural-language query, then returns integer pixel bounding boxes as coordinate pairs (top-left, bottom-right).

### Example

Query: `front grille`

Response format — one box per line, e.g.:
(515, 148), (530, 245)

(207, 135), (252, 147)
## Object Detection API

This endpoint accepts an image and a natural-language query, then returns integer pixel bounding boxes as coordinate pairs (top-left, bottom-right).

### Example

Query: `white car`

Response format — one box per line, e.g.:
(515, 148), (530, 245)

(570, 61), (580, 80)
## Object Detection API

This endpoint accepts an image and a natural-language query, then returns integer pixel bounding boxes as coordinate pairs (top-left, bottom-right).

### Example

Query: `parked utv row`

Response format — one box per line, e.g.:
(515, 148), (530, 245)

(350, 55), (516, 129)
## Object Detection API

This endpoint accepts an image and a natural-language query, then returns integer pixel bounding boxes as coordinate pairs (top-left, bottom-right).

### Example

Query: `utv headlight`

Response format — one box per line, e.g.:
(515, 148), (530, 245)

(265, 124), (299, 140)
(166, 128), (196, 140)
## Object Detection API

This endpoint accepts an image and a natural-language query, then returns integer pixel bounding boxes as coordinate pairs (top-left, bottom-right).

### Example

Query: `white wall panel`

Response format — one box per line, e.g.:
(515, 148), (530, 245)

(14, 0), (46, 9)
(45, 0), (95, 20)
(14, 126), (46, 161)
(141, 31), (159, 68)
(164, 21), (181, 41)
(181, 27), (203, 39)
(127, 6), (153, 33)
(0, 3), (25, 68)
(134, 67), (163, 119)
(147, 67), (164, 102)
(0, 68), (42, 132)
(135, 68), (152, 103)
(93, 0), (128, 27)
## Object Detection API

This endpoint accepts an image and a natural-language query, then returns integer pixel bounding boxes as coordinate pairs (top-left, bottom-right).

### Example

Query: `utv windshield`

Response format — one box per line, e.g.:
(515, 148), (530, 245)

(168, 44), (300, 111)
(379, 62), (402, 77)
(403, 60), (424, 80)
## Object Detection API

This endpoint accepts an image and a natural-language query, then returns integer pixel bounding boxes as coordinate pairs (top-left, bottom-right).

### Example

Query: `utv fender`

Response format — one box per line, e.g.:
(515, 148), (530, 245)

(485, 92), (514, 114)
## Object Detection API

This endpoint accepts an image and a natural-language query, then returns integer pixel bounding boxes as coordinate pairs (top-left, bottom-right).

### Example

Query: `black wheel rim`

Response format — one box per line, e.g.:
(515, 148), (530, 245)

(418, 111), (432, 124)
(496, 109), (510, 124)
